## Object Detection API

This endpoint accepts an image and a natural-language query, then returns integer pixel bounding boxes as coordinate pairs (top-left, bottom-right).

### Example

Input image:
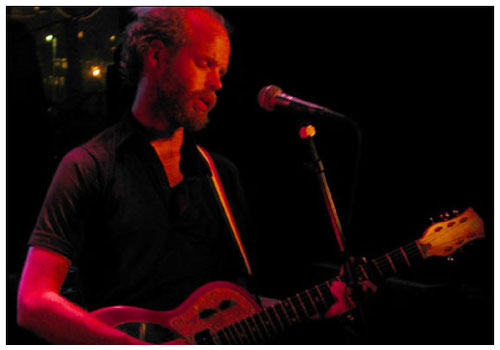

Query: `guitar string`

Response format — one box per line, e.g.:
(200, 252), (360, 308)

(371, 235), (476, 277)
(244, 316), (263, 343)
(217, 283), (333, 345)
(251, 312), (269, 343)
(373, 245), (422, 273)
(352, 216), (477, 279)
(374, 238), (476, 276)
(219, 238), (443, 345)
(353, 240), (454, 282)
(253, 310), (271, 341)
(355, 243), (422, 278)
(218, 234), (468, 344)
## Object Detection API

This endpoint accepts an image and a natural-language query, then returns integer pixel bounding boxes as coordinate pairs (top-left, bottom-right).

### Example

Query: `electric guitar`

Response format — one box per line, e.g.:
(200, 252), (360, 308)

(90, 207), (485, 344)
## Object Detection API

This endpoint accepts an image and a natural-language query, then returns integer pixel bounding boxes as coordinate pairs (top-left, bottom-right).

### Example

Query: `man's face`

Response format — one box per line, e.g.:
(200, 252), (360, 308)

(156, 12), (230, 131)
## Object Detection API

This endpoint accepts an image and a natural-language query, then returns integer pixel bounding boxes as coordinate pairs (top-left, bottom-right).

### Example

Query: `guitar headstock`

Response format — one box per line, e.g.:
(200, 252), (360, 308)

(417, 207), (485, 258)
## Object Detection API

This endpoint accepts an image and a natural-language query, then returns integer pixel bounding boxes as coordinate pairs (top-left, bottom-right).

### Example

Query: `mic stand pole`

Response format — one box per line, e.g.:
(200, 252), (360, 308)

(298, 123), (367, 335)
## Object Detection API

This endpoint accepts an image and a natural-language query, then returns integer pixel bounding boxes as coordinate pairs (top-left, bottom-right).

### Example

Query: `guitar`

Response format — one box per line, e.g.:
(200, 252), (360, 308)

(90, 207), (485, 344)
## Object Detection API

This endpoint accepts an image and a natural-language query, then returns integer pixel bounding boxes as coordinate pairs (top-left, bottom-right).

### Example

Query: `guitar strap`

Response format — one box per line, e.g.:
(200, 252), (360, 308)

(197, 145), (253, 277)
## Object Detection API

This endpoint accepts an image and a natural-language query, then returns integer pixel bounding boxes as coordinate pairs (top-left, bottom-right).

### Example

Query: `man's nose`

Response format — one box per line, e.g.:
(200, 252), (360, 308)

(206, 70), (223, 91)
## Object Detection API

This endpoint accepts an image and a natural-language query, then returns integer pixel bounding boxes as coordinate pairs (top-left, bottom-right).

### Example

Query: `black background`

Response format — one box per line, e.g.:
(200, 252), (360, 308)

(7, 7), (493, 344)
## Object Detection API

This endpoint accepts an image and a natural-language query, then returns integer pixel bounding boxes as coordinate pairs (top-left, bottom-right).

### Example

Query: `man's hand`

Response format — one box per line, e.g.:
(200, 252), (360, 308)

(324, 280), (377, 318)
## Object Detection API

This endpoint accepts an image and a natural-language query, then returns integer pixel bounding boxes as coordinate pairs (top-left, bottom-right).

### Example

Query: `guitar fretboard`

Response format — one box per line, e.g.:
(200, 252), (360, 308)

(354, 240), (423, 282)
(196, 240), (425, 345)
(206, 281), (336, 344)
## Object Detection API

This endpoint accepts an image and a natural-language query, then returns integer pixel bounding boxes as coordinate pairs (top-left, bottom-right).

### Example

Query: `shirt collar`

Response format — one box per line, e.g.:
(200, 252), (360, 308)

(116, 111), (211, 176)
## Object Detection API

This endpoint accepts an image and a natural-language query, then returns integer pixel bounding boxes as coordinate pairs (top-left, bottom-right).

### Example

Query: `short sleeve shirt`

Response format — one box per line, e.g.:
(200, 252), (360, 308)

(29, 113), (251, 311)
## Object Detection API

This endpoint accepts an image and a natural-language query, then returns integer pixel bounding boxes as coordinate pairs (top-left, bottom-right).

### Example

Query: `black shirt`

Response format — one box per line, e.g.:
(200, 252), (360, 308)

(29, 113), (251, 311)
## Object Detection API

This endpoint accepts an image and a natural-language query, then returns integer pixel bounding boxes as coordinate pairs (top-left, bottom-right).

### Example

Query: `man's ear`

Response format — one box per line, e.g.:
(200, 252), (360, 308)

(146, 39), (167, 68)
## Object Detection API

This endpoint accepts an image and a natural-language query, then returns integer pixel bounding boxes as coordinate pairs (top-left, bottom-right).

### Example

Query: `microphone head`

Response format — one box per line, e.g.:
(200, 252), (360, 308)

(258, 85), (282, 112)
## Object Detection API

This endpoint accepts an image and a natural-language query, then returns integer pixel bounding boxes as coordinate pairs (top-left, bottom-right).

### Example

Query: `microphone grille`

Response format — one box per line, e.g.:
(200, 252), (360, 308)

(258, 85), (282, 112)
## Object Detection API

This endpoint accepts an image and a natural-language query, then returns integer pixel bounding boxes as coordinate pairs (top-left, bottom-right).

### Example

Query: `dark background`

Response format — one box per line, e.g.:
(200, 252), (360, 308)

(7, 6), (493, 344)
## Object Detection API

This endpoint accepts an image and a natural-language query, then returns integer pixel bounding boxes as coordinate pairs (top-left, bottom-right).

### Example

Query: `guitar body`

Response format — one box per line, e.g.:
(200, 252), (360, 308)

(91, 281), (262, 344)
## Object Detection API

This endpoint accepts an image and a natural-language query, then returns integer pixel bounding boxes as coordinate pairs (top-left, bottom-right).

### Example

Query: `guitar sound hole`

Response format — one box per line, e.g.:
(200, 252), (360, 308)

(219, 299), (235, 310)
(199, 308), (217, 319)
(116, 322), (180, 344)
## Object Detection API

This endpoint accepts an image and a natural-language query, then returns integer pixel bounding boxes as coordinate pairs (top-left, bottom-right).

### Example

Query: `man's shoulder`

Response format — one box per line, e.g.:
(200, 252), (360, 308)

(57, 121), (132, 176)
(81, 121), (133, 158)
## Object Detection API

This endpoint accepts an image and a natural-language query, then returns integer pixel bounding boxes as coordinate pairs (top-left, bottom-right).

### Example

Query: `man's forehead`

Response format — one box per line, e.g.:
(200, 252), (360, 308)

(184, 8), (228, 38)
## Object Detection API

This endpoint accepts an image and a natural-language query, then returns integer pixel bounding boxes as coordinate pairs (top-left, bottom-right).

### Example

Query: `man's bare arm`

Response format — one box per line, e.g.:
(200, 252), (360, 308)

(17, 247), (147, 344)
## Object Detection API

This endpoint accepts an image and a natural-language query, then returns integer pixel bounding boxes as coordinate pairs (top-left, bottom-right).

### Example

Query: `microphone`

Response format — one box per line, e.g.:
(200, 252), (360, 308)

(258, 85), (347, 119)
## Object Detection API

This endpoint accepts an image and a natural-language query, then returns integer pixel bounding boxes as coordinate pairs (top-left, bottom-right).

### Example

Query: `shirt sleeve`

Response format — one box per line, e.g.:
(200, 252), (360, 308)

(28, 147), (100, 261)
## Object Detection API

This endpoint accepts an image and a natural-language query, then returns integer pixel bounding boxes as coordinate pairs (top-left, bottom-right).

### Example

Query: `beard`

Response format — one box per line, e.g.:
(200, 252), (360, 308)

(155, 84), (212, 133)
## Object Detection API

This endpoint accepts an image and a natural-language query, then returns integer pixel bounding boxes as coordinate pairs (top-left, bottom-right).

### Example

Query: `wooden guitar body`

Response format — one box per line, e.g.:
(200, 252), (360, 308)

(91, 281), (261, 344)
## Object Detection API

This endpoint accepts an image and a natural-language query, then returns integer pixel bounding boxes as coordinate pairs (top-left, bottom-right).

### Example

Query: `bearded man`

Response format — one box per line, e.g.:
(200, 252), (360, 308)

(17, 7), (360, 344)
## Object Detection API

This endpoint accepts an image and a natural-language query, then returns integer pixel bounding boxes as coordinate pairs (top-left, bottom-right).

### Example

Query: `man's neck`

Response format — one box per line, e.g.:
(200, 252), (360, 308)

(150, 127), (185, 155)
(150, 127), (185, 188)
(131, 80), (175, 137)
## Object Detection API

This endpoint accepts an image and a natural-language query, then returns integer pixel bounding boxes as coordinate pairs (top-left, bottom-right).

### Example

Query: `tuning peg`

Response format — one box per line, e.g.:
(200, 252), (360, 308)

(451, 209), (460, 218)
(439, 212), (451, 221)
(429, 217), (436, 224)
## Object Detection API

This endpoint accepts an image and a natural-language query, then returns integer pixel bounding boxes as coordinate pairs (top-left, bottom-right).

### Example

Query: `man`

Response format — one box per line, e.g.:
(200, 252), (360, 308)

(17, 7), (360, 344)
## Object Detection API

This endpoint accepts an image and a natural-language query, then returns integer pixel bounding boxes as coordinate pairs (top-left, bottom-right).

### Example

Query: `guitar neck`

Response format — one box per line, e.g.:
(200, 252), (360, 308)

(354, 240), (425, 282)
(208, 240), (426, 344)
(210, 280), (337, 344)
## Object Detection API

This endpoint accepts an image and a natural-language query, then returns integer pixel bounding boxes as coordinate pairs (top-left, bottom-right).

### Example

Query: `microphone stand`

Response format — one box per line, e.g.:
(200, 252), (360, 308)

(298, 121), (367, 337)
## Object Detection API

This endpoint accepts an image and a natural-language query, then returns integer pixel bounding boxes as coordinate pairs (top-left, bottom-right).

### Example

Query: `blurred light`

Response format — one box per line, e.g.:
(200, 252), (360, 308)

(110, 35), (116, 41)
(299, 125), (317, 139)
(91, 66), (102, 78)
(78, 31), (84, 39)
(34, 6), (40, 11)
(45, 34), (54, 42)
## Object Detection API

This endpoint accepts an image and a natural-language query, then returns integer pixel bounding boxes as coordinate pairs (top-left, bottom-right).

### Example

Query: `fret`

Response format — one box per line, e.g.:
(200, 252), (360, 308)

(320, 282), (336, 307)
(253, 313), (271, 341)
(282, 299), (300, 325)
(210, 330), (221, 345)
(239, 319), (256, 344)
(399, 246), (412, 267)
(226, 324), (240, 344)
(218, 328), (234, 345)
(314, 285), (328, 311)
(371, 258), (384, 278)
(217, 329), (230, 345)
(389, 248), (411, 273)
(269, 305), (285, 331)
(416, 241), (426, 258)
(246, 316), (265, 343)
(406, 241), (424, 262)
(300, 290), (318, 316)
(308, 286), (326, 313)
(358, 263), (370, 280)
(262, 308), (279, 334)
(234, 322), (249, 344)
(385, 252), (397, 273)
(305, 289), (320, 314)
(276, 302), (293, 327)
(292, 294), (309, 320)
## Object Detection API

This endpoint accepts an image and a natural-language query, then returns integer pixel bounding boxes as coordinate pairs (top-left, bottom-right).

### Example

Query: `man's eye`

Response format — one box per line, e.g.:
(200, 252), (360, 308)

(195, 60), (208, 68)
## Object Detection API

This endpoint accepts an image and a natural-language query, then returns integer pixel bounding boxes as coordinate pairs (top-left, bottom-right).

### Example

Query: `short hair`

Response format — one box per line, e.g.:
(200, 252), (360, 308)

(120, 7), (228, 89)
